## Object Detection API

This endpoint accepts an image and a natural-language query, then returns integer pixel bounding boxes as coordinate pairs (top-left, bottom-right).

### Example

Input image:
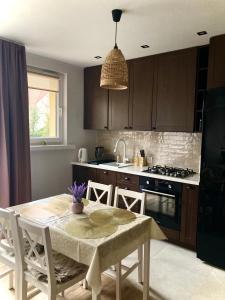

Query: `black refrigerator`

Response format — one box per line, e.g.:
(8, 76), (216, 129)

(197, 87), (225, 269)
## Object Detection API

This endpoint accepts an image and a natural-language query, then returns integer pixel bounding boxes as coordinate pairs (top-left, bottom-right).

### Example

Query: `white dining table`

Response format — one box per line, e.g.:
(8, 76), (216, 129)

(10, 194), (166, 300)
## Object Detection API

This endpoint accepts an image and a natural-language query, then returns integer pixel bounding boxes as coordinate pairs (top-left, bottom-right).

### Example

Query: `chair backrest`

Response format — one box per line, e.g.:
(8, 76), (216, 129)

(114, 187), (146, 214)
(15, 217), (56, 288)
(86, 180), (113, 205)
(0, 208), (16, 255)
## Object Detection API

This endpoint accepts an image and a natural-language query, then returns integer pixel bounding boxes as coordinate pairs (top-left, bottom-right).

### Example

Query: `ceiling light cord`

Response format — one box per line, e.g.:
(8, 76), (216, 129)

(114, 22), (118, 49)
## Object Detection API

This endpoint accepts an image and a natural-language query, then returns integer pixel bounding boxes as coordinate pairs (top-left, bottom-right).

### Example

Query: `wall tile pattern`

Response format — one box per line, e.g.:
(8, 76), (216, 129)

(96, 131), (202, 172)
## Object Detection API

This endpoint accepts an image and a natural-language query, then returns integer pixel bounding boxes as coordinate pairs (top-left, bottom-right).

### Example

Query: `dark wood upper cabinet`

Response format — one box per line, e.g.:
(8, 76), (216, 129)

(208, 34), (225, 89)
(84, 66), (109, 130)
(152, 48), (197, 132)
(109, 88), (130, 130)
(109, 58), (154, 131)
(180, 184), (199, 249)
(83, 46), (201, 132)
(129, 57), (154, 130)
(108, 64), (130, 130)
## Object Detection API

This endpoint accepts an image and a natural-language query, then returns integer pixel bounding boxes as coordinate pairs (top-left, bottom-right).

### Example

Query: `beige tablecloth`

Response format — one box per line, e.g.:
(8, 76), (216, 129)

(10, 194), (166, 295)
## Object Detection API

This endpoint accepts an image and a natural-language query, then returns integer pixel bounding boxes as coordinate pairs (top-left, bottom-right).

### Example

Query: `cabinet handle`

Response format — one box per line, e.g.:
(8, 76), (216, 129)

(186, 185), (194, 190)
(103, 171), (108, 174)
(124, 126), (129, 129)
(129, 126), (133, 129)
(124, 177), (129, 181)
(104, 126), (108, 129)
(152, 127), (156, 130)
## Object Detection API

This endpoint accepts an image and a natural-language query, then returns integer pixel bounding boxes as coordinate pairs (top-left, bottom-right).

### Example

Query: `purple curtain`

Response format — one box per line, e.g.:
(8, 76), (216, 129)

(0, 39), (31, 208)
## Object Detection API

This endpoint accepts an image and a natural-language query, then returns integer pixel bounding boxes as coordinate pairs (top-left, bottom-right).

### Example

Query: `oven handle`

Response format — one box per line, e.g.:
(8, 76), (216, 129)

(141, 189), (175, 198)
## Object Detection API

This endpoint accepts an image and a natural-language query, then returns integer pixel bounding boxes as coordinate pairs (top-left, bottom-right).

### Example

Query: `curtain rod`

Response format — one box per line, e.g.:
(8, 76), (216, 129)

(0, 36), (25, 47)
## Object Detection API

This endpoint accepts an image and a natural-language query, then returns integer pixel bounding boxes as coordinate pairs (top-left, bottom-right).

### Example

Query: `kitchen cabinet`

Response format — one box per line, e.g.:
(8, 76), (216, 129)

(109, 88), (130, 130)
(84, 47), (198, 132)
(96, 169), (117, 186)
(152, 48), (197, 132)
(109, 58), (155, 130)
(116, 172), (139, 191)
(129, 57), (154, 130)
(84, 66), (109, 130)
(180, 184), (199, 249)
(72, 165), (97, 184)
(108, 62), (131, 130)
(208, 34), (225, 88)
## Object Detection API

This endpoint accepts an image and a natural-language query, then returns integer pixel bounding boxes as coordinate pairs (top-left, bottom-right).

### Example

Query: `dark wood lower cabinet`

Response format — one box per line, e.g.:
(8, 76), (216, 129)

(96, 169), (117, 186)
(159, 226), (180, 243)
(72, 165), (96, 184)
(180, 184), (199, 249)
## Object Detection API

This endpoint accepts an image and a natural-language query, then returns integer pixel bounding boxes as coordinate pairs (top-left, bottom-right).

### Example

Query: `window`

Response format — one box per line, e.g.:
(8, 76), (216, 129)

(27, 68), (63, 144)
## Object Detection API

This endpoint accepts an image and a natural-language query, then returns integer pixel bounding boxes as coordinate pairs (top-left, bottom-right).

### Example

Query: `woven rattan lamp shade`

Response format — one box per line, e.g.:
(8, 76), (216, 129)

(100, 47), (128, 90)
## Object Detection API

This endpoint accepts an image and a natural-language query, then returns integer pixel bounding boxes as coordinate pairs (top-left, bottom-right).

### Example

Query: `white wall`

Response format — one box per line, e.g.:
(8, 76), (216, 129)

(26, 53), (96, 200)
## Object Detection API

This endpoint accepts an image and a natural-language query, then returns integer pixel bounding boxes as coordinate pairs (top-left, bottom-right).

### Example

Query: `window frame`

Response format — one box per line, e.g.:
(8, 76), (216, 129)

(27, 67), (64, 145)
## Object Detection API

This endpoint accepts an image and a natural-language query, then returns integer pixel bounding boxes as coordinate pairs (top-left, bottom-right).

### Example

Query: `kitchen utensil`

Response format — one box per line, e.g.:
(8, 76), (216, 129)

(140, 149), (145, 157)
(78, 148), (88, 163)
(95, 146), (104, 160)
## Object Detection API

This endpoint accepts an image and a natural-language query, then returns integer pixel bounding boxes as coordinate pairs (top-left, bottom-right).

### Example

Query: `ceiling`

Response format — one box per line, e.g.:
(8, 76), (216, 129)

(0, 0), (225, 67)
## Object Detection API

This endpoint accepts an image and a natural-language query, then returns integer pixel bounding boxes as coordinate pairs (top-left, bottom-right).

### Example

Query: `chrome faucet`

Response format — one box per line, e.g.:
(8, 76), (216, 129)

(113, 138), (129, 163)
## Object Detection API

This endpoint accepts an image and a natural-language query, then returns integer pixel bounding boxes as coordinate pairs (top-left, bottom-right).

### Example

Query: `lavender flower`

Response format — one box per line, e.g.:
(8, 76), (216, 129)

(69, 182), (87, 203)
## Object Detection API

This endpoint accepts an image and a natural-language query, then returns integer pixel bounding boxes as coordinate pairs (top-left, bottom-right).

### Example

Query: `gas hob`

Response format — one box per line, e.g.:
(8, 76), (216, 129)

(144, 165), (196, 178)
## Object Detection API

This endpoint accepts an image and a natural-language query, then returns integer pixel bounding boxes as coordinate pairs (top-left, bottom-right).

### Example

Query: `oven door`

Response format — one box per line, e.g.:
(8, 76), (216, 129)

(142, 189), (181, 230)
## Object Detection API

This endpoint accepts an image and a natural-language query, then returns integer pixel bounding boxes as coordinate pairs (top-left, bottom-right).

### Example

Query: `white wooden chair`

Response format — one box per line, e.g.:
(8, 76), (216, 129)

(86, 180), (113, 206)
(14, 217), (88, 300)
(0, 208), (16, 290)
(113, 187), (146, 300)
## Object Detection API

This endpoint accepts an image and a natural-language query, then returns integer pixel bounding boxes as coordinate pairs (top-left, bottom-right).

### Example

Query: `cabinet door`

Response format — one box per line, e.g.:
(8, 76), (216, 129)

(72, 165), (97, 185)
(130, 57), (154, 130)
(208, 34), (225, 88)
(108, 64), (130, 130)
(96, 169), (116, 186)
(84, 66), (109, 129)
(180, 184), (199, 249)
(153, 48), (197, 132)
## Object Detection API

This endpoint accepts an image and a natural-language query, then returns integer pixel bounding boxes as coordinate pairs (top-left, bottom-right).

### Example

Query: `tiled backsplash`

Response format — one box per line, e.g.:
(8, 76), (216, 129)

(96, 131), (202, 172)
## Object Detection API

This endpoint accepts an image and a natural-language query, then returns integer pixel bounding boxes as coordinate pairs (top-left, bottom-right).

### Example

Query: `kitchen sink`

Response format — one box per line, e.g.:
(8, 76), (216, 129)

(99, 162), (133, 168)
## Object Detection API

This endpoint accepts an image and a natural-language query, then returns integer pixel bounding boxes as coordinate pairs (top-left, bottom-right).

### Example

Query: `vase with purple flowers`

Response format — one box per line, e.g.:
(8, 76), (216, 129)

(69, 182), (87, 214)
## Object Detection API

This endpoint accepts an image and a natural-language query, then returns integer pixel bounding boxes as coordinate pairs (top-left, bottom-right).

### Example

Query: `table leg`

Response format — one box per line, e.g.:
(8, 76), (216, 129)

(92, 291), (101, 300)
(138, 245), (143, 283)
(116, 262), (122, 300)
(143, 240), (150, 300)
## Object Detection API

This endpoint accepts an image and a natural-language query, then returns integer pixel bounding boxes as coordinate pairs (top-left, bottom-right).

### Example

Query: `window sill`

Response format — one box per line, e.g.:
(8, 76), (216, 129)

(30, 145), (75, 151)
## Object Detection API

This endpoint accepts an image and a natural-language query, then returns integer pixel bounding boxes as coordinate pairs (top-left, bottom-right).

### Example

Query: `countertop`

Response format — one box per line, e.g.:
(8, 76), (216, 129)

(71, 162), (200, 186)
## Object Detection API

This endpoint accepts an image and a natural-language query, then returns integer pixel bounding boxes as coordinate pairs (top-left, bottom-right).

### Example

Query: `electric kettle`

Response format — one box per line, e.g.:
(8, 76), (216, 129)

(78, 148), (88, 163)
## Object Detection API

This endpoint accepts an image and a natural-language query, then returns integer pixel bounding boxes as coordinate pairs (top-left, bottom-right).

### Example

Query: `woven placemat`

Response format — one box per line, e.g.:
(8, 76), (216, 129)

(62, 217), (118, 239)
(20, 198), (71, 221)
(89, 207), (136, 226)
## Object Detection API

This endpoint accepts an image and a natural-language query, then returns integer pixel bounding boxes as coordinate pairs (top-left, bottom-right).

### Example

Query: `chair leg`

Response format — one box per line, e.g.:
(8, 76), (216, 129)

(116, 262), (122, 300)
(61, 290), (65, 297)
(8, 271), (13, 290)
(48, 289), (57, 300)
(83, 279), (88, 289)
(138, 245), (143, 283)
(19, 278), (27, 300)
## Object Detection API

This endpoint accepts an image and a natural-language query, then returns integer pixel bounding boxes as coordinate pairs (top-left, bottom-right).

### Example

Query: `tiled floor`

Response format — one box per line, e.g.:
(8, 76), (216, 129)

(126, 240), (225, 300)
(1, 240), (225, 299)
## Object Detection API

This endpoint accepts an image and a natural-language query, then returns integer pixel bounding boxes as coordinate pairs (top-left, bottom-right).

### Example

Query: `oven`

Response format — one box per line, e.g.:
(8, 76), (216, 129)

(140, 177), (182, 231)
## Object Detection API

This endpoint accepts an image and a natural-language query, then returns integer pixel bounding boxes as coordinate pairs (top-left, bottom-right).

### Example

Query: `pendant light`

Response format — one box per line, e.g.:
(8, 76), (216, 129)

(100, 9), (128, 90)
